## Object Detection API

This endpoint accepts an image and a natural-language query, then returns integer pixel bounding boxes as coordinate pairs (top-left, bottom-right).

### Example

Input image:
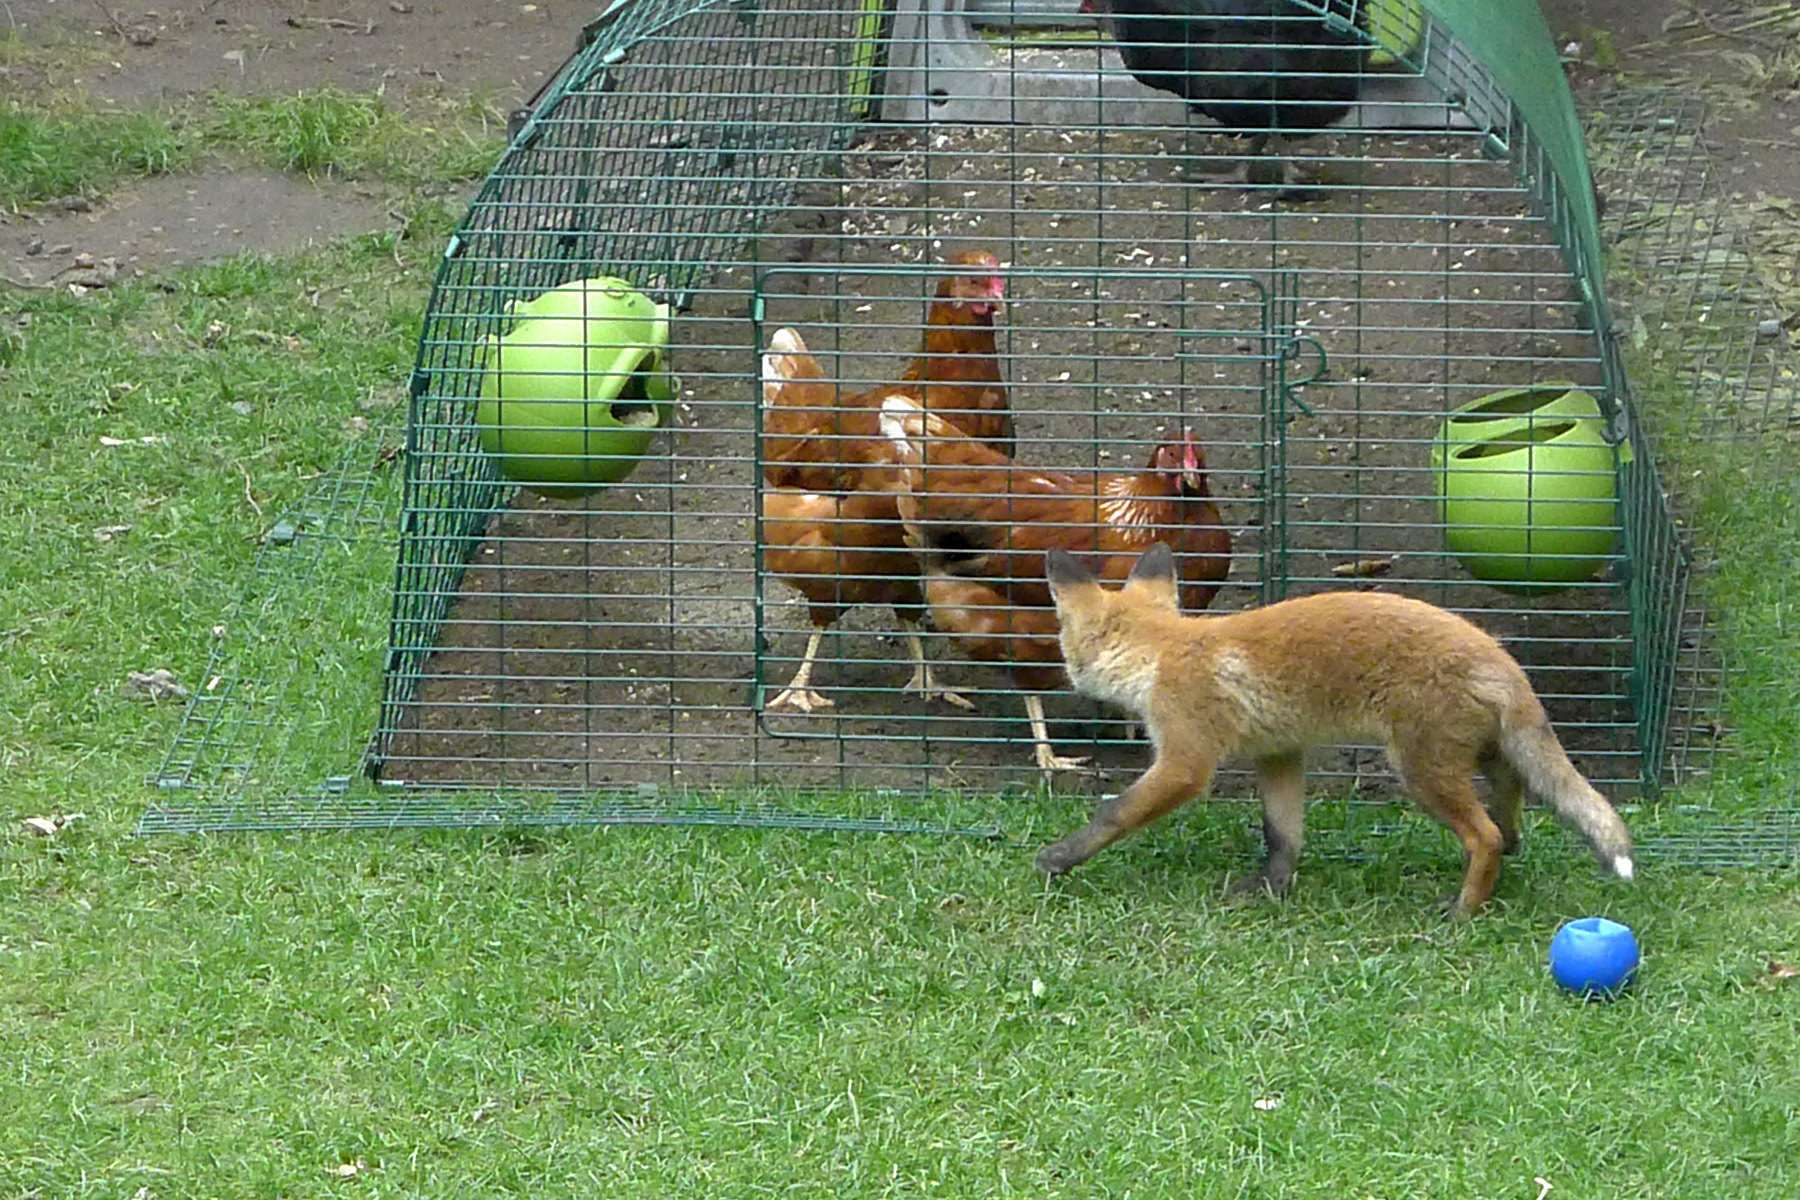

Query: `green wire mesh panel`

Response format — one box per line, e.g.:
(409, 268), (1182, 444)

(144, 431), (404, 831)
(1587, 91), (1800, 797)
(142, 1), (1796, 859)
(372, 0), (1641, 806)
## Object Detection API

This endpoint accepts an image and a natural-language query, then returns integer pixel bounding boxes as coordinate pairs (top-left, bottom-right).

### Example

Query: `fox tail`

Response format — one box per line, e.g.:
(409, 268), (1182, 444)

(1499, 715), (1635, 880)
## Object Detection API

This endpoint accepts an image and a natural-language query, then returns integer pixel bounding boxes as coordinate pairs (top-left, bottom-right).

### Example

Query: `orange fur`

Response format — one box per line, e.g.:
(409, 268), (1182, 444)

(1040, 545), (1635, 919)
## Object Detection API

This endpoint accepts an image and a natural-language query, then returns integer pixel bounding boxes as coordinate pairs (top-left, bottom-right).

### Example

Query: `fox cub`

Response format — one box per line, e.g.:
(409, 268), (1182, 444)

(1040, 544), (1634, 918)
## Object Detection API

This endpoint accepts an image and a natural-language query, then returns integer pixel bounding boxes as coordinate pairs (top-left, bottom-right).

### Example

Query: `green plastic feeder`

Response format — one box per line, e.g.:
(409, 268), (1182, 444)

(1366, 0), (1426, 68)
(1432, 384), (1623, 592)
(476, 276), (674, 496)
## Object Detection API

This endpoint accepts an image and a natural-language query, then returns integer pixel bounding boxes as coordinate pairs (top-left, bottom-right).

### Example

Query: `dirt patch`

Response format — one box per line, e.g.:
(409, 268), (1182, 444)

(0, 168), (400, 283)
(1541, 0), (1800, 202)
(2, 1), (584, 108)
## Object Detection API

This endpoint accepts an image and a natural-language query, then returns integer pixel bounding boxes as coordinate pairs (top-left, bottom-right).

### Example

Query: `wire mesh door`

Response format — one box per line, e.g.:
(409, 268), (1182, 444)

(747, 263), (1287, 791)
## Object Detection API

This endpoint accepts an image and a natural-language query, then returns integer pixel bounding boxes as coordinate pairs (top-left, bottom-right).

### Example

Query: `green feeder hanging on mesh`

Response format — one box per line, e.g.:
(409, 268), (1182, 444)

(1431, 383), (1625, 594)
(476, 276), (675, 496)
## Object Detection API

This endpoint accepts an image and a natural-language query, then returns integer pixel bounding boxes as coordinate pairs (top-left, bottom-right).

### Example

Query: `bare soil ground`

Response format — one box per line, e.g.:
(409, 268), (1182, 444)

(5, 1), (1791, 270)
(1, 168), (399, 279)
(2, 0), (586, 284)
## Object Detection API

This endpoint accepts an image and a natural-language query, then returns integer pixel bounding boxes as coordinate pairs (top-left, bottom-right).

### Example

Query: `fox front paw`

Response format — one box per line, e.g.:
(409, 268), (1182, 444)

(1034, 839), (1088, 877)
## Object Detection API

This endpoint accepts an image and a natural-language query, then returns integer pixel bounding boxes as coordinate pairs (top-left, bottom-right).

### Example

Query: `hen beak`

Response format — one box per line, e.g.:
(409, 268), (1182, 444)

(966, 275), (1006, 317)
(1180, 428), (1204, 493)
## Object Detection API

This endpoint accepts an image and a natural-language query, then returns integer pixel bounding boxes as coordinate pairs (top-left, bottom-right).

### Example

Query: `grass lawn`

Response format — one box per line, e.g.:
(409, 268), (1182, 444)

(3, 81), (1798, 1199)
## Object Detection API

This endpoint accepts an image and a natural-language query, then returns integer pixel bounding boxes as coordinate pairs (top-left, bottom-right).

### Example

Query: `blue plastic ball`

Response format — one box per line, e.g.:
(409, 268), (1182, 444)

(1549, 917), (1639, 998)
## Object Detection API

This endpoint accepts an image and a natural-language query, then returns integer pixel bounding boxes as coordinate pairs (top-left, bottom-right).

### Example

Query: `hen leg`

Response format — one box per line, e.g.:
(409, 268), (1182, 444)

(767, 629), (834, 713)
(1249, 134), (1330, 202)
(899, 619), (974, 710)
(1181, 133), (1325, 202)
(1025, 693), (1091, 780)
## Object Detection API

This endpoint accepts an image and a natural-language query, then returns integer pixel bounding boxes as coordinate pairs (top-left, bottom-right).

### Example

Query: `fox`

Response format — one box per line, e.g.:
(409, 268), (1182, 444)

(1038, 543), (1635, 918)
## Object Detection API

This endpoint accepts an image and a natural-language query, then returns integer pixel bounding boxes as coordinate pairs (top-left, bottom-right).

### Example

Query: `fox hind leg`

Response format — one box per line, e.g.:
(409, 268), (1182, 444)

(1391, 739), (1506, 920)
(1228, 751), (1307, 898)
(1478, 749), (1525, 856)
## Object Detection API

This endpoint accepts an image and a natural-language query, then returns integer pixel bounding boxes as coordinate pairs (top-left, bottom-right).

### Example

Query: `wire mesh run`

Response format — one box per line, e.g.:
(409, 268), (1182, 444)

(145, 430), (402, 826)
(143, 1), (1796, 862)
(371, 0), (1642, 801)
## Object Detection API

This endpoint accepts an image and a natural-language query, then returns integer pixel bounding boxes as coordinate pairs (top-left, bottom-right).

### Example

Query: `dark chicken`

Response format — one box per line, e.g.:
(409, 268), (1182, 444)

(1082, 0), (1368, 194)
(758, 251), (1013, 713)
(878, 397), (1232, 776)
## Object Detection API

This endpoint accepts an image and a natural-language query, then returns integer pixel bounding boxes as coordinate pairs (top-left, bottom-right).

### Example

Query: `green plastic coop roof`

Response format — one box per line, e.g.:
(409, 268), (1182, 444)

(1407, 0), (1606, 304)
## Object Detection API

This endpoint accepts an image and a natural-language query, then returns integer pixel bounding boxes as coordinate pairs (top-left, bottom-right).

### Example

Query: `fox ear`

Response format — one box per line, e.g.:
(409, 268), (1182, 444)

(1045, 548), (1096, 595)
(1125, 543), (1181, 610)
(1129, 543), (1176, 586)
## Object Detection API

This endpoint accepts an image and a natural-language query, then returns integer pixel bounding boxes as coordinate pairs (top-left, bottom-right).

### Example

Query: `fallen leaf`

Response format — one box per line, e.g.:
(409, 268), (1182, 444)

(126, 669), (189, 702)
(1332, 555), (1400, 578)
(23, 817), (60, 836)
(93, 524), (133, 542)
(1253, 1095), (1282, 1111)
(330, 1158), (369, 1178)
(1765, 960), (1798, 982)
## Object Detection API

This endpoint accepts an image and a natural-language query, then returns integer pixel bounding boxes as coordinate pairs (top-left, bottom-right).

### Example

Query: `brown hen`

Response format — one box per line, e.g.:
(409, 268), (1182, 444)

(878, 397), (1231, 776)
(757, 251), (1012, 713)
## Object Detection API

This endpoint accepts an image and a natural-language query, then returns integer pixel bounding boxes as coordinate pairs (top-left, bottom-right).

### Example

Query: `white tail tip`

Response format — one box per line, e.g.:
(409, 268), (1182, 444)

(1613, 855), (1635, 880)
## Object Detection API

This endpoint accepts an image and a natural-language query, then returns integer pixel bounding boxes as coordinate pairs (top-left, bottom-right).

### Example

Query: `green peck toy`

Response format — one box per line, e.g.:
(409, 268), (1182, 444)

(476, 276), (674, 496)
(1432, 383), (1626, 593)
